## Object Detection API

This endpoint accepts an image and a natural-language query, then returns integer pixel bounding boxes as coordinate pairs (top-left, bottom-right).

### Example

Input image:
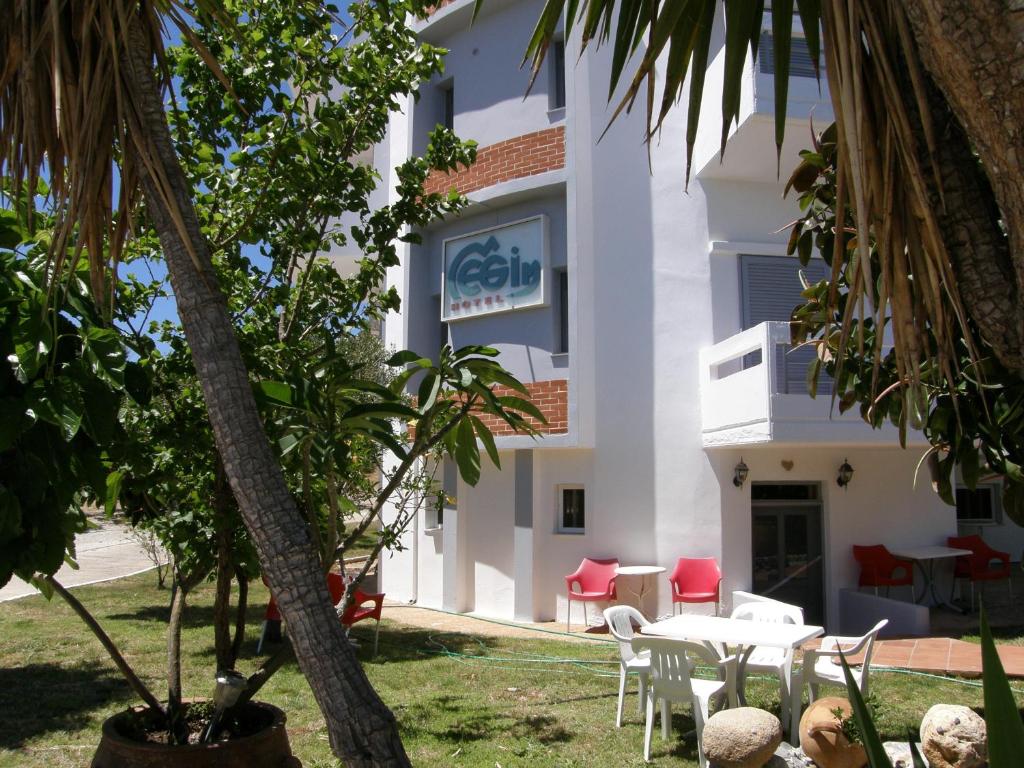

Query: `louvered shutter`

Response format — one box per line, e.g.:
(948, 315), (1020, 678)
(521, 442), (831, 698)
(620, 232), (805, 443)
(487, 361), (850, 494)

(740, 254), (831, 395)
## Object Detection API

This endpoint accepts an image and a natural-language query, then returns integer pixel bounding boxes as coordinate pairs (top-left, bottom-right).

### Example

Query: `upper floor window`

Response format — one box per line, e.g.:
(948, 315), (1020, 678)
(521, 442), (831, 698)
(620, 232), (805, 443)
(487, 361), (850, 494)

(740, 254), (831, 395)
(758, 31), (818, 78)
(557, 269), (569, 353)
(550, 39), (566, 110)
(443, 83), (455, 130)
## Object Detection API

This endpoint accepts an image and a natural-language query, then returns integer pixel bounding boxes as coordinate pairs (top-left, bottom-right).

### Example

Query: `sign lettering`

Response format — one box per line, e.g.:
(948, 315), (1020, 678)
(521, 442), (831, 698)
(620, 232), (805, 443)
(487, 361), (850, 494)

(442, 216), (548, 321)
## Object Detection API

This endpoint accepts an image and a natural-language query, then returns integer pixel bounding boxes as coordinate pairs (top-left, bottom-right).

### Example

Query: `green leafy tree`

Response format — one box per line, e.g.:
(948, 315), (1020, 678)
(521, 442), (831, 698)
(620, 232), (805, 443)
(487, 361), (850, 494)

(0, 1), (533, 762)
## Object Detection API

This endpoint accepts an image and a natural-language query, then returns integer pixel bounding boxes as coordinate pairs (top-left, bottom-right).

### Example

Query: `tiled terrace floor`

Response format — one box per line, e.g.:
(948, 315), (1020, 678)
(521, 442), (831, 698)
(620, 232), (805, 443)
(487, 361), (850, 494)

(816, 636), (1024, 679)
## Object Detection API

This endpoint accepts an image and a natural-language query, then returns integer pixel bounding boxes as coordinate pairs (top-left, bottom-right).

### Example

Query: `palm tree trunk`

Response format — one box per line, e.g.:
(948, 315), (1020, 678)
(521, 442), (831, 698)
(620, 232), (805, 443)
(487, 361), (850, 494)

(120, 17), (410, 767)
(882, 13), (1018, 369)
(902, 0), (1024, 372)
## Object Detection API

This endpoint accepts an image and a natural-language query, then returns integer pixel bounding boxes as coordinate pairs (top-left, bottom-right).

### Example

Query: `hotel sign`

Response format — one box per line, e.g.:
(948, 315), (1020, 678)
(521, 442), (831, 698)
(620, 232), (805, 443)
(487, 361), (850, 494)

(441, 216), (548, 321)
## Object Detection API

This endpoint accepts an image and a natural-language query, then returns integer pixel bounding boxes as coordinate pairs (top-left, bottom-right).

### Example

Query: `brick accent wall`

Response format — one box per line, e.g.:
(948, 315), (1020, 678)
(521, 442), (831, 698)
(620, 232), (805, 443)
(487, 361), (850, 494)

(477, 379), (568, 437)
(423, 127), (565, 197)
(424, 0), (457, 15)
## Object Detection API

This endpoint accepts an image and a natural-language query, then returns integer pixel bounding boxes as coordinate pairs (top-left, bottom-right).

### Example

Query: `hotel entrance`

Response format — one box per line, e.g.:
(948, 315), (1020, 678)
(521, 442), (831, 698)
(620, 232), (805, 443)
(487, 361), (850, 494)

(751, 483), (825, 625)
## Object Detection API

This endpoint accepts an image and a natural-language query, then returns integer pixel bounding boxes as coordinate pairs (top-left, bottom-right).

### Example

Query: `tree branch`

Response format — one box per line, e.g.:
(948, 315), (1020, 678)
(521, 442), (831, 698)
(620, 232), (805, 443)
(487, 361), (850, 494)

(42, 575), (165, 716)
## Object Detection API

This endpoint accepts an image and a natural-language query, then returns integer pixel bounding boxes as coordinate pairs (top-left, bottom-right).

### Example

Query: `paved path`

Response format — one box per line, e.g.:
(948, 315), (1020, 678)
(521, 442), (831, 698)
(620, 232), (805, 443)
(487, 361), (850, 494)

(385, 602), (1024, 678)
(0, 517), (162, 602)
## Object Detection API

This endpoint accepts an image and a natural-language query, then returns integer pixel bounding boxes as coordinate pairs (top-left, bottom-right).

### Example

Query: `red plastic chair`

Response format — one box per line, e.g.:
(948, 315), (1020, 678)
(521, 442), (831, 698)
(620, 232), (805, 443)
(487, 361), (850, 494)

(565, 558), (619, 632)
(948, 534), (1012, 611)
(852, 545), (914, 599)
(258, 573), (386, 656)
(668, 557), (722, 615)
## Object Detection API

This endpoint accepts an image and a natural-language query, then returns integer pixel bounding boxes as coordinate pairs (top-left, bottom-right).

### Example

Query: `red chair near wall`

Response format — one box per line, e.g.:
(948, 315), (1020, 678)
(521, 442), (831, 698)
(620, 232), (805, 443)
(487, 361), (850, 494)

(564, 557), (619, 632)
(852, 545), (914, 599)
(948, 534), (1013, 611)
(667, 557), (722, 615)
(258, 572), (386, 655)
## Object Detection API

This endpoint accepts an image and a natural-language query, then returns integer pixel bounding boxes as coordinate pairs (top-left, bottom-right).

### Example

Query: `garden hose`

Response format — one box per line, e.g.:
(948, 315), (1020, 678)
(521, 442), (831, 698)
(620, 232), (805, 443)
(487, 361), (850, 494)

(384, 603), (1024, 694)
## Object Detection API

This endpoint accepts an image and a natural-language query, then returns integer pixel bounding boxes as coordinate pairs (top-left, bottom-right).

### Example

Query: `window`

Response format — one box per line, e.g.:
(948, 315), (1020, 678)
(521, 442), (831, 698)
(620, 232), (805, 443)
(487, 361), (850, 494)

(956, 483), (1001, 525)
(442, 83), (455, 131)
(557, 269), (569, 353)
(551, 39), (566, 110)
(740, 254), (831, 395)
(557, 486), (585, 533)
(758, 32), (819, 78)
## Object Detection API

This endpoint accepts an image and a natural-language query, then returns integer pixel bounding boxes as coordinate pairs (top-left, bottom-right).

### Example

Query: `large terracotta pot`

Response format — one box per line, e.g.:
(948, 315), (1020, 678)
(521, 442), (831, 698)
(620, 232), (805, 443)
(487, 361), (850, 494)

(799, 697), (868, 768)
(91, 701), (299, 768)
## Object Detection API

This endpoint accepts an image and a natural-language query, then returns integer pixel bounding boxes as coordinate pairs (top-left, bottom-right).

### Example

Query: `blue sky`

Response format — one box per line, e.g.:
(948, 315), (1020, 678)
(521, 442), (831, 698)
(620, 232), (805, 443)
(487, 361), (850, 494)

(125, 5), (355, 345)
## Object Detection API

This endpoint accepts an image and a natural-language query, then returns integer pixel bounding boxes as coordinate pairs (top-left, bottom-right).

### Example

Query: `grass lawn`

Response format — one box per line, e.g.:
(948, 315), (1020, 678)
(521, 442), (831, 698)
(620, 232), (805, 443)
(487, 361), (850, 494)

(1, 573), (1020, 767)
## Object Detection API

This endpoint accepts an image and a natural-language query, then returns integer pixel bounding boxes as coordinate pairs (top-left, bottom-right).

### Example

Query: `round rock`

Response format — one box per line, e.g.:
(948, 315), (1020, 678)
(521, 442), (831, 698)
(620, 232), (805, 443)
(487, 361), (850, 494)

(919, 704), (986, 768)
(703, 707), (783, 768)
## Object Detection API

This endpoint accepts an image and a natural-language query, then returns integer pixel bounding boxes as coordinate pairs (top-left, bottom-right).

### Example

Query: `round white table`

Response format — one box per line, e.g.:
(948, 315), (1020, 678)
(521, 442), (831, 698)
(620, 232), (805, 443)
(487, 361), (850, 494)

(614, 565), (666, 619)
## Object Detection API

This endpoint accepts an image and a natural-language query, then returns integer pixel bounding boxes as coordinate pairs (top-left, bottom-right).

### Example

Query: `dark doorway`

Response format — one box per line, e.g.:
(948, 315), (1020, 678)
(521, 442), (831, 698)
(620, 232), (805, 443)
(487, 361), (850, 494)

(751, 482), (825, 625)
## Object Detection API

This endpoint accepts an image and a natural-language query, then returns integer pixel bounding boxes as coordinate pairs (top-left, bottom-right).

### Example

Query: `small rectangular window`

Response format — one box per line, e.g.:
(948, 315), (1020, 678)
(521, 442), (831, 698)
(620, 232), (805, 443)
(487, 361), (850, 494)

(557, 486), (585, 533)
(551, 40), (566, 110)
(956, 484), (1001, 525)
(443, 84), (455, 131)
(558, 269), (569, 353)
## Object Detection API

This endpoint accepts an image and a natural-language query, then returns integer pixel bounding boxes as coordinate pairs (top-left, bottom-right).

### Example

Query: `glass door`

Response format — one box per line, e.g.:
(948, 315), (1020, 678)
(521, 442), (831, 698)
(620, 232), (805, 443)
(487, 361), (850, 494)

(751, 483), (824, 625)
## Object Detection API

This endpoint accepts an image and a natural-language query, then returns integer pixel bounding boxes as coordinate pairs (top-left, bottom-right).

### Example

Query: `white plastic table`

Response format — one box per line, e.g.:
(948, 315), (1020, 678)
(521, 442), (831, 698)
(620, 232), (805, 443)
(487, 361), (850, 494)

(641, 613), (824, 744)
(889, 545), (972, 612)
(614, 565), (666, 619)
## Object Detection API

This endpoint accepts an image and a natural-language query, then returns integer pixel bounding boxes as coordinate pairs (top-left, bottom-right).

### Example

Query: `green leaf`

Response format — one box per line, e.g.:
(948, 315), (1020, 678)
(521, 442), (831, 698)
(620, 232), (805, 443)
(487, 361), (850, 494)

(0, 397), (30, 450)
(417, 372), (441, 413)
(471, 415), (501, 468)
(980, 604), (1024, 767)
(720, 0), (764, 156)
(772, 0), (794, 166)
(104, 471), (123, 517)
(387, 350), (432, 368)
(453, 418), (481, 486)
(257, 380), (297, 407)
(82, 327), (126, 389)
(838, 651), (893, 768)
(959, 441), (981, 491)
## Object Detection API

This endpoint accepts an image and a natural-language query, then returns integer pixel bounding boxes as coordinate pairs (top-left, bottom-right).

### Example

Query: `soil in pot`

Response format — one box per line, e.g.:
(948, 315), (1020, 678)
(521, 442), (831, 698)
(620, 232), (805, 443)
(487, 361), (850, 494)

(91, 700), (300, 768)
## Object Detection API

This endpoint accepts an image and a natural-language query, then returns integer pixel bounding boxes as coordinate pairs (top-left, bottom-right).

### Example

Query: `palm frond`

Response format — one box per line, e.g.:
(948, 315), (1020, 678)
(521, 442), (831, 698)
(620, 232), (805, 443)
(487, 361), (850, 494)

(0, 0), (229, 315)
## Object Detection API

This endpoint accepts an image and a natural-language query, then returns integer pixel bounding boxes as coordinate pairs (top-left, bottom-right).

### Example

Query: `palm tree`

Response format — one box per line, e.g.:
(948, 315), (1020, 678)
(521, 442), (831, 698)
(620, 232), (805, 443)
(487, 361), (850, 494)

(513, 0), (1024, 410)
(0, 3), (409, 764)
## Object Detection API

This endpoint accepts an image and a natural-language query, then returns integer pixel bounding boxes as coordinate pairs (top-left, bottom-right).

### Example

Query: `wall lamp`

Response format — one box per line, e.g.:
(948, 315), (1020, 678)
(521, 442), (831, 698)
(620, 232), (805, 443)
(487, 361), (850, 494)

(733, 458), (749, 488)
(837, 459), (855, 489)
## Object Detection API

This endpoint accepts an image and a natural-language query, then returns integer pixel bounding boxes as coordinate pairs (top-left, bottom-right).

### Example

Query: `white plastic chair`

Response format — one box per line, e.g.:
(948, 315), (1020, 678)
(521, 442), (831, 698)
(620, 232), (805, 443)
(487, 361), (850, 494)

(630, 636), (736, 766)
(802, 619), (888, 702)
(730, 600), (804, 725)
(604, 605), (651, 727)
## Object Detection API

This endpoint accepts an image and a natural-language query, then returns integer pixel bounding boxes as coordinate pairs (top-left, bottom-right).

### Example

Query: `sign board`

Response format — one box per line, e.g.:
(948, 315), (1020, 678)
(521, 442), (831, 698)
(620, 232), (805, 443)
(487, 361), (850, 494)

(441, 216), (548, 321)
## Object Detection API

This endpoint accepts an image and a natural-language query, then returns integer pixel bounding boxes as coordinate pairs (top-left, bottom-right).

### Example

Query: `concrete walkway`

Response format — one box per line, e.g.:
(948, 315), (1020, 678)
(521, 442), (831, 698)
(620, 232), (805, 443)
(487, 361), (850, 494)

(0, 516), (162, 602)
(383, 602), (1024, 678)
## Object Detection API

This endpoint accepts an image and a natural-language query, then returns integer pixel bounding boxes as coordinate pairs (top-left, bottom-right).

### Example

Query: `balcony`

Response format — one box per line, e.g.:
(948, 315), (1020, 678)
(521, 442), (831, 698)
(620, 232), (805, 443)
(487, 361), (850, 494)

(693, 22), (834, 183)
(698, 322), (916, 448)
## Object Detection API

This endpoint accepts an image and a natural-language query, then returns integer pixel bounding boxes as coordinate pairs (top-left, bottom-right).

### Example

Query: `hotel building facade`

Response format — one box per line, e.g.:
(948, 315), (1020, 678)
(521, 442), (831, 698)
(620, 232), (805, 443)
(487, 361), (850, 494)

(349, 0), (1022, 629)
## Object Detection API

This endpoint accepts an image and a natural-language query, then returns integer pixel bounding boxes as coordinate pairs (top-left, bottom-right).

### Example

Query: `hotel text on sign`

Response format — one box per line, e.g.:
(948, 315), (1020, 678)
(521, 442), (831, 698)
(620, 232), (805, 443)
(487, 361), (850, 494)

(442, 216), (548, 321)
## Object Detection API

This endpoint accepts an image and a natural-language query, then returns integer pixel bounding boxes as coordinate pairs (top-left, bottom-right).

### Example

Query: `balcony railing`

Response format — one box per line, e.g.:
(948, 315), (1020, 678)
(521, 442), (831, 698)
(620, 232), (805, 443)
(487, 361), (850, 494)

(698, 322), (910, 448)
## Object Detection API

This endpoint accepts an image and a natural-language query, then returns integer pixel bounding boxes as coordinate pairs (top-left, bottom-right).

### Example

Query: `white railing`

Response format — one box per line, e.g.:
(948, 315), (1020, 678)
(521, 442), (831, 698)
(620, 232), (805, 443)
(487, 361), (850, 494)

(698, 322), (903, 447)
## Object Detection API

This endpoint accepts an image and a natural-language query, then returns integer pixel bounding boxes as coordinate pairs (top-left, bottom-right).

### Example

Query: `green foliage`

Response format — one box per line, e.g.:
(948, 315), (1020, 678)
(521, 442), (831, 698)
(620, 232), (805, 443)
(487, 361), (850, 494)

(0, 199), (138, 589)
(787, 123), (1024, 521)
(980, 606), (1024, 765)
(839, 606), (1024, 768)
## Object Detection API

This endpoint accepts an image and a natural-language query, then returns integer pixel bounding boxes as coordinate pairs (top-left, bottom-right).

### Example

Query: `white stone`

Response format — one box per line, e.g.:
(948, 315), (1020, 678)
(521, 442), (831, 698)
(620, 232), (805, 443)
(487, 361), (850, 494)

(704, 707), (783, 768)
(919, 704), (987, 768)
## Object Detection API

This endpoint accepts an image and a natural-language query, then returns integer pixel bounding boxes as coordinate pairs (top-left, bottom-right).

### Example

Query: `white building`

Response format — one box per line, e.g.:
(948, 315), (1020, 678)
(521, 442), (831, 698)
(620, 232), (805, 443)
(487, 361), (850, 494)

(366, 0), (1019, 631)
